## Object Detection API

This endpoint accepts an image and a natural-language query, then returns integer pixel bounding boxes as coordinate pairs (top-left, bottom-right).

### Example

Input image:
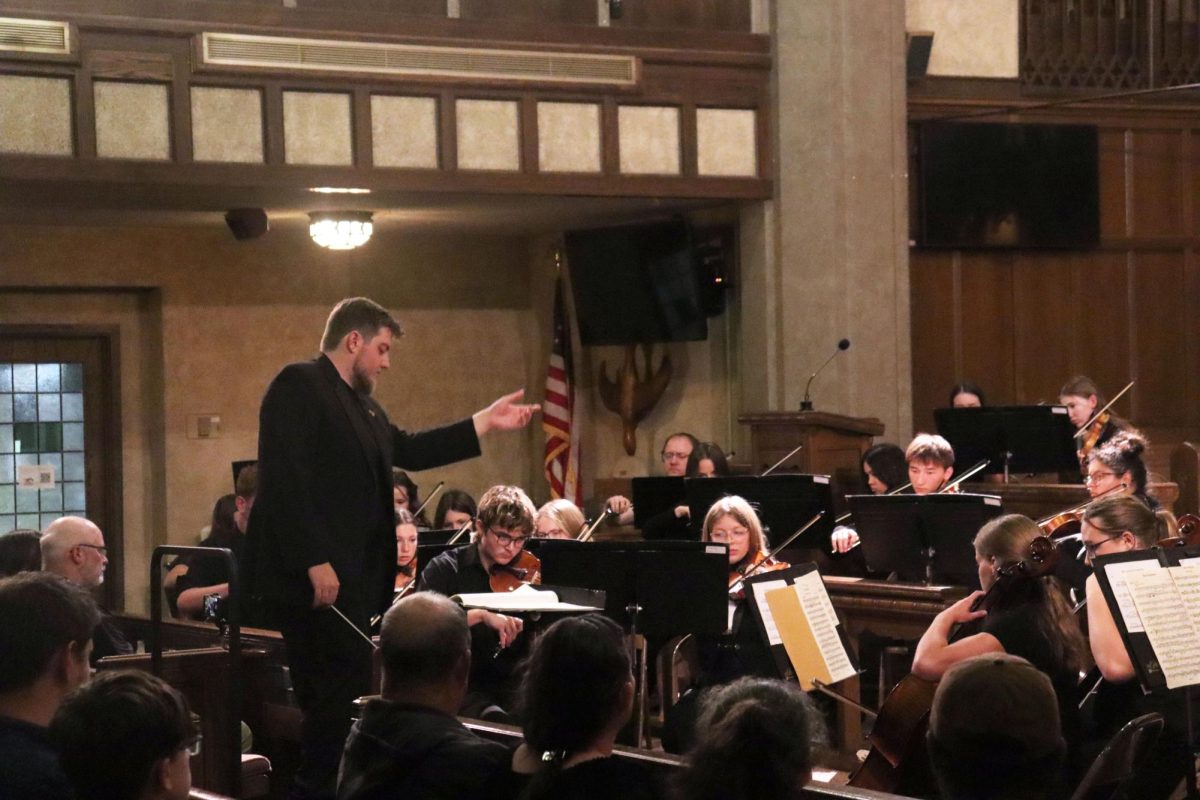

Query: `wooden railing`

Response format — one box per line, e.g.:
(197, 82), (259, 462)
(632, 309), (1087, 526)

(1021, 0), (1200, 90)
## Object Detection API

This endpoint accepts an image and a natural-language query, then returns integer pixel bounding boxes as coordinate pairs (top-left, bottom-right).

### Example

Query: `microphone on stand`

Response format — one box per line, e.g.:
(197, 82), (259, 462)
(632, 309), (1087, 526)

(800, 338), (851, 411)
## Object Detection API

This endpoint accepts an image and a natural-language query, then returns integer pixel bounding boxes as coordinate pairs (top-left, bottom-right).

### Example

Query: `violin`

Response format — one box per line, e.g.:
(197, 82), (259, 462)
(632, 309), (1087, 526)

(727, 550), (790, 600)
(849, 536), (1059, 793)
(488, 550), (542, 593)
(1076, 409), (1111, 466)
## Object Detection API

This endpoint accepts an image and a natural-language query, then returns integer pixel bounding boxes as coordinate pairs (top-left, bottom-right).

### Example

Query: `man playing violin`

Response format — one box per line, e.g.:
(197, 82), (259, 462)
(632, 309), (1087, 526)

(418, 484), (537, 718)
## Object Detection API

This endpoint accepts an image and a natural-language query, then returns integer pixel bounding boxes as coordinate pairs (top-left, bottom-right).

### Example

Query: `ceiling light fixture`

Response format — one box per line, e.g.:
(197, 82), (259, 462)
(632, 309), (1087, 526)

(309, 211), (374, 250)
(309, 186), (372, 195)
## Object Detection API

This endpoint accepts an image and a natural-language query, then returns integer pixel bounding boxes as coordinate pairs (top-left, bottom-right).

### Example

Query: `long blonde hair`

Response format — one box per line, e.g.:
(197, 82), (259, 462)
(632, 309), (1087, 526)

(702, 496), (767, 558)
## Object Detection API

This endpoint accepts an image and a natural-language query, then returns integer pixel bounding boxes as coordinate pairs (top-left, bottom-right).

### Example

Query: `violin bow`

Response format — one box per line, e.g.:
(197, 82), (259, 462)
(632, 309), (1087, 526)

(576, 507), (613, 542)
(937, 459), (989, 492)
(728, 511), (825, 596)
(1073, 380), (1134, 440)
(762, 444), (804, 476)
(446, 519), (474, 545)
(834, 480), (914, 525)
(411, 481), (445, 519)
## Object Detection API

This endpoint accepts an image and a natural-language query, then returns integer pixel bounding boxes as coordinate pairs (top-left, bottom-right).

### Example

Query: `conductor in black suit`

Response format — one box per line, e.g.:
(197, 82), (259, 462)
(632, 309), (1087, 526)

(246, 297), (538, 800)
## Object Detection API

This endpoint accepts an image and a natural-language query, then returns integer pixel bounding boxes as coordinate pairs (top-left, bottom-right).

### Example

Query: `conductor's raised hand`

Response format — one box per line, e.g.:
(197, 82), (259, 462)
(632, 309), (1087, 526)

(308, 562), (340, 609)
(474, 389), (541, 436)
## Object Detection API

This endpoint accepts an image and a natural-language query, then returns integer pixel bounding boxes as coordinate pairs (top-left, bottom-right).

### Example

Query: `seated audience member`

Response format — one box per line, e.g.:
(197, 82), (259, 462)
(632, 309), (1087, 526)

(0, 528), (42, 577)
(517, 614), (654, 800)
(1082, 495), (1189, 800)
(911, 514), (1086, 770)
(948, 381), (986, 408)
(418, 485), (534, 716)
(51, 670), (197, 800)
(41, 515), (133, 663)
(606, 432), (700, 526)
(163, 493), (238, 611)
(434, 489), (476, 531)
(394, 508), (419, 595)
(927, 654), (1067, 800)
(175, 464), (258, 619)
(672, 677), (821, 800)
(0, 572), (100, 800)
(830, 443), (908, 554)
(393, 469), (431, 528)
(338, 592), (509, 800)
(533, 499), (585, 540)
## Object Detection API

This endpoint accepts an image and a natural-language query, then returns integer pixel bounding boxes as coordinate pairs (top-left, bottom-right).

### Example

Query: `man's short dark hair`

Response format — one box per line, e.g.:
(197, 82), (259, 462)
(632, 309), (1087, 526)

(51, 670), (196, 800)
(320, 297), (403, 353)
(0, 572), (99, 693)
(235, 463), (258, 499)
(379, 592), (469, 687)
(0, 529), (43, 577)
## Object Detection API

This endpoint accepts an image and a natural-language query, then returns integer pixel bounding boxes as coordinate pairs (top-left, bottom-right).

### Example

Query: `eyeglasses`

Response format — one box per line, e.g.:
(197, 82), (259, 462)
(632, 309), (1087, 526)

(1082, 534), (1122, 557)
(76, 544), (107, 555)
(533, 528), (565, 539)
(709, 528), (750, 541)
(661, 451), (690, 461)
(487, 528), (530, 547)
(1085, 471), (1117, 485)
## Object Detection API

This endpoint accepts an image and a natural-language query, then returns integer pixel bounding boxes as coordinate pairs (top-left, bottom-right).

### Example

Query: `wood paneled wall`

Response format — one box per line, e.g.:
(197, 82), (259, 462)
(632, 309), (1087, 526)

(910, 105), (1200, 473)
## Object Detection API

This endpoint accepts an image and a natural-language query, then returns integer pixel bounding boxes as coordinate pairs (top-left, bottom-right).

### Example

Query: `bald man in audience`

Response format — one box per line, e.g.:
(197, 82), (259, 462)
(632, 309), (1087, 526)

(337, 592), (509, 800)
(41, 516), (133, 663)
(0, 572), (100, 800)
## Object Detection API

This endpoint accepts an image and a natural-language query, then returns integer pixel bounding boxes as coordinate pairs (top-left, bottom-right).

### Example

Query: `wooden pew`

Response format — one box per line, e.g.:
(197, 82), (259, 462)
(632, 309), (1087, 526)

(1170, 442), (1199, 516)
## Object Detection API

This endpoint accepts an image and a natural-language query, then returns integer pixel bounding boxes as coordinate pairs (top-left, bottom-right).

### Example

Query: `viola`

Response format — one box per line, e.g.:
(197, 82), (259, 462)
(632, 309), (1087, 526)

(1077, 409), (1111, 466)
(489, 550), (542, 593)
(849, 536), (1059, 793)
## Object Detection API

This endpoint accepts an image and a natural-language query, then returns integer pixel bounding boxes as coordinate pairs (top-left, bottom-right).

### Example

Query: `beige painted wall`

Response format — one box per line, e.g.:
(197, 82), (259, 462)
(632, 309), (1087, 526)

(906, 0), (1019, 79)
(0, 222), (539, 612)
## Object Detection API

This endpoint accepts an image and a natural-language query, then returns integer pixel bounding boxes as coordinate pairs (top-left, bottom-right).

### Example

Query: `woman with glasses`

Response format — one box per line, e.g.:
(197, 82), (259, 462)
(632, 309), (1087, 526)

(1084, 430), (1158, 510)
(533, 499), (585, 540)
(1080, 495), (1186, 800)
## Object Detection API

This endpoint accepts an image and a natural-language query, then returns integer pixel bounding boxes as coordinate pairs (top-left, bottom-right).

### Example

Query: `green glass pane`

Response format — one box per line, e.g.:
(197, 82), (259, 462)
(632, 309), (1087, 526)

(62, 423), (83, 451)
(37, 424), (62, 452)
(12, 423), (36, 454)
(0, 515), (13, 533)
(0, 425), (11, 454)
(0, 486), (13, 514)
(0, 455), (12, 483)
(16, 514), (39, 529)
(39, 485), (62, 512)
(15, 486), (38, 513)
(61, 394), (83, 422)
(60, 364), (83, 392)
(63, 482), (86, 512)
(62, 453), (84, 481)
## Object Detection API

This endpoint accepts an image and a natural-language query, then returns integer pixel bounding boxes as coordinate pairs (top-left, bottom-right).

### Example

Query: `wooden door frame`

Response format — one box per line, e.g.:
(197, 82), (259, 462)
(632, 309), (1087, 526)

(0, 324), (124, 609)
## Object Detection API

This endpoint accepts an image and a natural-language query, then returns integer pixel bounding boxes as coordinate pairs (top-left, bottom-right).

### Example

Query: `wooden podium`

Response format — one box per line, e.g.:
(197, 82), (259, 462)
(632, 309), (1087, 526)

(738, 411), (885, 515)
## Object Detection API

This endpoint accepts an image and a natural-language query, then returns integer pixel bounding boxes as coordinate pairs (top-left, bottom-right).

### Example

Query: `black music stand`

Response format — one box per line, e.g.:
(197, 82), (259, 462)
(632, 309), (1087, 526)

(934, 405), (1078, 480)
(418, 528), (460, 546)
(632, 477), (686, 529)
(414, 542), (460, 582)
(849, 493), (1005, 586)
(684, 474), (835, 552)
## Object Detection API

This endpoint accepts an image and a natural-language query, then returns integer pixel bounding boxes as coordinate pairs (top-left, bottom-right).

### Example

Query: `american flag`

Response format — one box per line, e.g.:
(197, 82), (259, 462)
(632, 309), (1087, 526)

(544, 273), (581, 502)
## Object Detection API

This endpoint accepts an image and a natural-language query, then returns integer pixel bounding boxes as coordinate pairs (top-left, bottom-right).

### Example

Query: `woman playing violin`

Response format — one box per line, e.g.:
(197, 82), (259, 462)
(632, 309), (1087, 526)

(1080, 495), (1188, 800)
(912, 514), (1087, 770)
(393, 508), (419, 594)
(1060, 376), (1131, 474)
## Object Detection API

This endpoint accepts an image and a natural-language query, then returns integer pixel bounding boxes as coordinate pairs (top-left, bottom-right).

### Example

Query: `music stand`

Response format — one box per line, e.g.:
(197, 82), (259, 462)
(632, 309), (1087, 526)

(849, 493), (1005, 586)
(414, 542), (459, 583)
(418, 528), (460, 546)
(684, 475), (835, 552)
(632, 477), (686, 529)
(934, 406), (1078, 479)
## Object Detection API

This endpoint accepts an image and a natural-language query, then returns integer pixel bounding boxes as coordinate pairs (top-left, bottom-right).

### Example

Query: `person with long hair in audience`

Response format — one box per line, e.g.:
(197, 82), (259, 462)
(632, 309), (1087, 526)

(533, 499), (585, 540)
(912, 513), (1087, 776)
(0, 529), (42, 577)
(433, 489), (476, 531)
(1081, 494), (1189, 800)
(672, 677), (822, 800)
(516, 613), (654, 800)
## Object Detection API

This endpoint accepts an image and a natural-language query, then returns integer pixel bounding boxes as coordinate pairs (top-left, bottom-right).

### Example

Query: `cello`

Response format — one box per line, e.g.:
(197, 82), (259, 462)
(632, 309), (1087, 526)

(848, 535), (1060, 793)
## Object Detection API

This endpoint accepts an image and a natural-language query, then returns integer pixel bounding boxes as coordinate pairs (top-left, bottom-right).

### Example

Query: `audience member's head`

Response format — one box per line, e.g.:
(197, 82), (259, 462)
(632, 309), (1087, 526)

(948, 381), (986, 408)
(203, 494), (238, 545)
(233, 463), (258, 534)
(862, 443), (907, 494)
(686, 442), (730, 478)
(0, 572), (99, 725)
(533, 499), (585, 540)
(434, 489), (476, 530)
(1086, 430), (1149, 500)
(520, 614), (633, 763)
(0, 528), (42, 577)
(927, 654), (1065, 800)
(41, 516), (109, 589)
(906, 433), (955, 494)
(702, 495), (767, 567)
(379, 592), (470, 712)
(660, 432), (700, 477)
(51, 670), (197, 800)
(674, 677), (822, 800)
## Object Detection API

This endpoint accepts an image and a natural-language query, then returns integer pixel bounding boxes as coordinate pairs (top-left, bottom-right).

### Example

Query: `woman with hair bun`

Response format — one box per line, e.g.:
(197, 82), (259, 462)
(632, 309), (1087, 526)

(1084, 430), (1158, 510)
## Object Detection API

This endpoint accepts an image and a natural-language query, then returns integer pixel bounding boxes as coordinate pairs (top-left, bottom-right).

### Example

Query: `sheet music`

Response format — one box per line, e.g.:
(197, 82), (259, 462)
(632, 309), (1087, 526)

(1179, 557), (1200, 568)
(1168, 565), (1200, 634)
(749, 578), (789, 646)
(1124, 569), (1200, 690)
(793, 571), (856, 683)
(1102, 558), (1163, 633)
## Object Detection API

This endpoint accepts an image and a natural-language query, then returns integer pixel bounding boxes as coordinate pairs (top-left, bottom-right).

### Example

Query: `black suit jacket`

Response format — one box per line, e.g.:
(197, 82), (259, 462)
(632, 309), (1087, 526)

(246, 355), (480, 621)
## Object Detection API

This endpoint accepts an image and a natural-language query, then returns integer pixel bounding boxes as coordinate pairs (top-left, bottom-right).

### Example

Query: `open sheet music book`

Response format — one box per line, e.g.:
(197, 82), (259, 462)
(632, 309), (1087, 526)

(743, 564), (858, 691)
(1092, 544), (1200, 692)
(452, 584), (602, 613)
